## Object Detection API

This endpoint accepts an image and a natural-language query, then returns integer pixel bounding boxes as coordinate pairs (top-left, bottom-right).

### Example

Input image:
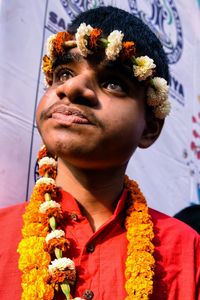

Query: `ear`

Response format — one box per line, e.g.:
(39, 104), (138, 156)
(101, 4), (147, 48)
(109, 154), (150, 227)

(138, 117), (164, 149)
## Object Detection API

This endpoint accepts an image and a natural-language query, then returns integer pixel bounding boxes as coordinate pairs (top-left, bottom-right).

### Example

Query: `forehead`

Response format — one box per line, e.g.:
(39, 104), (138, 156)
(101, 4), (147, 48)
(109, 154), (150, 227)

(54, 47), (136, 81)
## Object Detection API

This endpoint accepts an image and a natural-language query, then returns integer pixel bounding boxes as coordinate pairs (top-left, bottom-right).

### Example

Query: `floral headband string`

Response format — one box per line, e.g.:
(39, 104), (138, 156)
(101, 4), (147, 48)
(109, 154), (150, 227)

(42, 23), (171, 119)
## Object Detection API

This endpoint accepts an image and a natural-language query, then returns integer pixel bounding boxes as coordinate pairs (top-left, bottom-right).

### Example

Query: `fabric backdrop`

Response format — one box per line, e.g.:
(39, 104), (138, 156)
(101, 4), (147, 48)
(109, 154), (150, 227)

(0, 0), (200, 216)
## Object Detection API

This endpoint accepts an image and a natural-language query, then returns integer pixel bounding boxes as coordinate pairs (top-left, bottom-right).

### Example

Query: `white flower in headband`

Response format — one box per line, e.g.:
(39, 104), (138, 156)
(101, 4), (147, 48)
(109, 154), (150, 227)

(147, 77), (169, 106)
(133, 56), (156, 81)
(105, 30), (124, 61)
(75, 22), (93, 57)
(46, 34), (56, 60)
(147, 77), (170, 119)
(154, 100), (171, 119)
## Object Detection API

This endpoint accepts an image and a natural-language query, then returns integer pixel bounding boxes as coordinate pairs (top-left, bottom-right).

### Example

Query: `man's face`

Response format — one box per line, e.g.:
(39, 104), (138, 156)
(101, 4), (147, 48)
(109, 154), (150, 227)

(36, 48), (148, 169)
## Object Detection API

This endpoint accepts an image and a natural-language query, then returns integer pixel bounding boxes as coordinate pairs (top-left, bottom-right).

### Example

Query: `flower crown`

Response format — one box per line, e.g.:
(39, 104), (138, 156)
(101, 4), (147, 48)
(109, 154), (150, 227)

(42, 23), (171, 119)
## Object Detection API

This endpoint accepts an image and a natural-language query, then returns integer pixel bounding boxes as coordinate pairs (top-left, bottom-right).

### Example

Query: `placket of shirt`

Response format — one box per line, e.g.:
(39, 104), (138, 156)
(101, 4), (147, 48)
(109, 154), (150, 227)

(60, 189), (128, 299)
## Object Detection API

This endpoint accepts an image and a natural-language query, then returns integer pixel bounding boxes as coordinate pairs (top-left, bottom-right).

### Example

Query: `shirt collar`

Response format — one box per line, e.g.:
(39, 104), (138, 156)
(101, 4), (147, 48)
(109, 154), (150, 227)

(60, 188), (128, 219)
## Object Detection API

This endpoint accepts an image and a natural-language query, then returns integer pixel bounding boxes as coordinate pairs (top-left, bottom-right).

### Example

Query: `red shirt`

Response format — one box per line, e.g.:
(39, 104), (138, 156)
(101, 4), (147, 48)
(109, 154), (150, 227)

(0, 189), (200, 300)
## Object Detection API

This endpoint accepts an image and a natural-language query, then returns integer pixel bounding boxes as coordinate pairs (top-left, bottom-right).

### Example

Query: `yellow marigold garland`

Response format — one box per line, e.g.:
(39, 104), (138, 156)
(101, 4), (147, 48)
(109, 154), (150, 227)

(124, 176), (155, 299)
(18, 146), (155, 299)
(17, 146), (76, 300)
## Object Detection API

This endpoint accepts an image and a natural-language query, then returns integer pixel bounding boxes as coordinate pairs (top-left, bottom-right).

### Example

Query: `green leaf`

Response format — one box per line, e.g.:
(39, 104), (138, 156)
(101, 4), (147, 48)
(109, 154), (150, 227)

(60, 281), (70, 300)
(49, 216), (56, 230)
(44, 193), (51, 201)
(55, 247), (62, 258)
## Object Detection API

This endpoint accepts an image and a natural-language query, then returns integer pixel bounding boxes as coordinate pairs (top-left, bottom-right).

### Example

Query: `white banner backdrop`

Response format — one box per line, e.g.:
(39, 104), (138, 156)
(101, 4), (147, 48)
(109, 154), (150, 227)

(0, 0), (200, 216)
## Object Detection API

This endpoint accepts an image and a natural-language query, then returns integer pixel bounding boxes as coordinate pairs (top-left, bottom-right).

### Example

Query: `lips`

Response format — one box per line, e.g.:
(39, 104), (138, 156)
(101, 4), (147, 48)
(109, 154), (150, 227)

(48, 104), (91, 126)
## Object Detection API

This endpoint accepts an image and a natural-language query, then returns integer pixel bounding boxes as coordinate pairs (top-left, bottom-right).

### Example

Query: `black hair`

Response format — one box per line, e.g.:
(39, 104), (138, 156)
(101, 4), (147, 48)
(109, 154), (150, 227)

(68, 6), (169, 83)
(174, 205), (200, 234)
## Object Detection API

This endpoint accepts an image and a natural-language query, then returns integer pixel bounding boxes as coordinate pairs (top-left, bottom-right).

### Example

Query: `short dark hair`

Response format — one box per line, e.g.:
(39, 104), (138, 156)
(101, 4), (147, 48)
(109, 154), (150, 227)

(174, 205), (200, 234)
(68, 6), (169, 82)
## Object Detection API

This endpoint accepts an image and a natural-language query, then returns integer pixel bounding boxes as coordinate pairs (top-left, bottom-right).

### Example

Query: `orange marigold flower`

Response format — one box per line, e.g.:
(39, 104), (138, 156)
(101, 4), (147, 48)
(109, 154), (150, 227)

(18, 237), (51, 272)
(38, 145), (48, 160)
(35, 183), (59, 199)
(42, 55), (53, 78)
(22, 267), (49, 284)
(133, 202), (147, 212)
(88, 28), (102, 49)
(23, 212), (40, 224)
(48, 269), (76, 284)
(22, 222), (49, 238)
(29, 188), (46, 204)
(22, 268), (54, 300)
(53, 32), (73, 55)
(120, 41), (136, 60)
(124, 176), (155, 299)
(39, 207), (64, 225)
(23, 205), (41, 224)
(44, 237), (70, 253)
(39, 164), (57, 179)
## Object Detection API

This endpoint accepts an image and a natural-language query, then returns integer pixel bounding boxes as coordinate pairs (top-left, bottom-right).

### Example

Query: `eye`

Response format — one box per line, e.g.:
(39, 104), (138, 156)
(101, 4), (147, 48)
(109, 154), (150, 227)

(107, 82), (123, 91)
(102, 80), (126, 95)
(54, 65), (73, 83)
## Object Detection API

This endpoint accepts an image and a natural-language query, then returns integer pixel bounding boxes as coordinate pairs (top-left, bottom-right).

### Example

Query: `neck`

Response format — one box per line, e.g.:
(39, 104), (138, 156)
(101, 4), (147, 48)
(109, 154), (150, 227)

(56, 158), (127, 231)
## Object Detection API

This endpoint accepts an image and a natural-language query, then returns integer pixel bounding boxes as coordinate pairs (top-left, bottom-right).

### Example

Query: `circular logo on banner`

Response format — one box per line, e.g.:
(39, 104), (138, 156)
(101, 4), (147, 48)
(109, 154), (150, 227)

(60, 0), (105, 20)
(128, 0), (183, 64)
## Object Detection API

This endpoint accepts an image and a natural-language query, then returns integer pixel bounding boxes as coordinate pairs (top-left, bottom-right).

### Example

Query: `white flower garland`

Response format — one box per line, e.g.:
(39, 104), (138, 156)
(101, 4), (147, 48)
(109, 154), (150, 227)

(39, 200), (61, 214)
(36, 177), (55, 186)
(46, 229), (65, 243)
(38, 157), (57, 168)
(48, 257), (75, 274)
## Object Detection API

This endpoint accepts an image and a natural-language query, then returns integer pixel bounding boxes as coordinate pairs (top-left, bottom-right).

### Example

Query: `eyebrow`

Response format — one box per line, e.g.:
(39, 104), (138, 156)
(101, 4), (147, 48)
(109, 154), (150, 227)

(99, 60), (135, 82)
(54, 52), (84, 67)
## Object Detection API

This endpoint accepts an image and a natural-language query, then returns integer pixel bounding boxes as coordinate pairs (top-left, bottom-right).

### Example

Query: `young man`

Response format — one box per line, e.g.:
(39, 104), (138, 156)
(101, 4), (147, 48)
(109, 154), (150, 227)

(0, 6), (199, 300)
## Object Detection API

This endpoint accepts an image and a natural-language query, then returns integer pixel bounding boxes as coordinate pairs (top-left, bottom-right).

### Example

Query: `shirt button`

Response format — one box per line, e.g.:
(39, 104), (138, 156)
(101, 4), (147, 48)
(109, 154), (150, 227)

(82, 289), (94, 299)
(86, 243), (95, 253)
(70, 212), (78, 221)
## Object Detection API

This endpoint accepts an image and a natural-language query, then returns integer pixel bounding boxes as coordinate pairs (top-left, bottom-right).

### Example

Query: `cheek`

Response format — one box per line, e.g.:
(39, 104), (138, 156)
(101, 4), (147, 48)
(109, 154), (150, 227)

(36, 100), (44, 127)
(101, 102), (146, 158)
(105, 101), (146, 138)
(36, 88), (58, 128)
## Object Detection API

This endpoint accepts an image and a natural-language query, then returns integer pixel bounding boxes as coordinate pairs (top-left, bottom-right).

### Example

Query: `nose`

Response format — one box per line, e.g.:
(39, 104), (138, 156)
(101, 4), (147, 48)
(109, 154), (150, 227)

(56, 73), (98, 107)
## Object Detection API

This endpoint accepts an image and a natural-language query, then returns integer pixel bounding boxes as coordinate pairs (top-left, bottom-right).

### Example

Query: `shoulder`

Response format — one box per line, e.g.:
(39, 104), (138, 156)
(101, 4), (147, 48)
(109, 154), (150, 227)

(0, 202), (27, 238)
(149, 207), (200, 256)
(0, 203), (26, 300)
(149, 206), (198, 234)
(0, 202), (27, 268)
(149, 207), (199, 238)
(0, 202), (27, 220)
(149, 208), (200, 299)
